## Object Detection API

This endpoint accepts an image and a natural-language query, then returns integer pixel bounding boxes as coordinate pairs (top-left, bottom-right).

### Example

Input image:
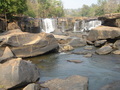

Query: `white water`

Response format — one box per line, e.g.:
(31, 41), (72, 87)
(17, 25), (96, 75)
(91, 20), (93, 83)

(74, 19), (102, 32)
(42, 18), (56, 33)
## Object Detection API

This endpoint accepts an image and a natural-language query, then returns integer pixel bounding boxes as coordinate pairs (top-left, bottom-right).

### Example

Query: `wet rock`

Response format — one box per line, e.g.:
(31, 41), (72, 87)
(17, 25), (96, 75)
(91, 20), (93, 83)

(69, 38), (87, 47)
(67, 60), (83, 63)
(40, 75), (88, 90)
(84, 46), (94, 50)
(96, 45), (113, 55)
(23, 83), (41, 90)
(87, 26), (120, 41)
(0, 47), (14, 63)
(100, 80), (120, 90)
(0, 31), (58, 58)
(113, 50), (120, 55)
(59, 44), (74, 52)
(94, 40), (107, 47)
(84, 53), (92, 58)
(0, 58), (40, 89)
(113, 40), (120, 50)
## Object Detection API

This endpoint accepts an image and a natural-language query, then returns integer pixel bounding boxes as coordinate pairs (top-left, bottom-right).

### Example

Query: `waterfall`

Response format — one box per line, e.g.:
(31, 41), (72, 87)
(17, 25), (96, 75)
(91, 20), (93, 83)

(42, 18), (55, 33)
(73, 19), (101, 32)
(73, 21), (79, 32)
(85, 20), (101, 31)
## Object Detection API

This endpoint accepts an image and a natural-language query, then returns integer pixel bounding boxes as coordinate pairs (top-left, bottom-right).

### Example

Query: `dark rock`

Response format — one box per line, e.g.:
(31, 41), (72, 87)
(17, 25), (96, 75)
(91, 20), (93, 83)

(101, 80), (120, 90)
(113, 40), (120, 50)
(94, 40), (107, 47)
(40, 75), (88, 90)
(0, 47), (14, 63)
(87, 26), (120, 41)
(69, 38), (87, 47)
(0, 58), (40, 89)
(23, 83), (41, 90)
(67, 60), (83, 63)
(96, 45), (113, 55)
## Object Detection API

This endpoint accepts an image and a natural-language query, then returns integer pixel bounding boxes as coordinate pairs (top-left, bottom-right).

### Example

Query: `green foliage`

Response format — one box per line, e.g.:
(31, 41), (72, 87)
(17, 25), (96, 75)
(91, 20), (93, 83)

(26, 0), (64, 18)
(0, 0), (28, 19)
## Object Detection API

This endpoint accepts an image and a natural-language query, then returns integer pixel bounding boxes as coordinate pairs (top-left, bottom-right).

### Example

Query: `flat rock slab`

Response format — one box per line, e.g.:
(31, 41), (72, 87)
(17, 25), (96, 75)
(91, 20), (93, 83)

(87, 26), (120, 41)
(40, 75), (88, 90)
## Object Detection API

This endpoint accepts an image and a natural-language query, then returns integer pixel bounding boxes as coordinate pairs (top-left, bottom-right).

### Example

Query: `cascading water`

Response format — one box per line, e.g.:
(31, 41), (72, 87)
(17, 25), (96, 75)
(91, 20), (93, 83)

(42, 18), (56, 33)
(73, 19), (102, 32)
(73, 21), (80, 32)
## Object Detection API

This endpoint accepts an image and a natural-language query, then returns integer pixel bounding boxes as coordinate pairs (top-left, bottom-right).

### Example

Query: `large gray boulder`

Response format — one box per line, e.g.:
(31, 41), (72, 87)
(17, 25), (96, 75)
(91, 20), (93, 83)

(0, 30), (58, 58)
(40, 75), (88, 90)
(87, 26), (120, 41)
(96, 45), (113, 55)
(0, 58), (40, 89)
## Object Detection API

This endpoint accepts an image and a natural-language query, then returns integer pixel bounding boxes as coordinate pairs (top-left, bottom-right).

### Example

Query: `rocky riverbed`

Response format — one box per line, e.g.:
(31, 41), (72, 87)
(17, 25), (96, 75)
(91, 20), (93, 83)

(0, 20), (120, 90)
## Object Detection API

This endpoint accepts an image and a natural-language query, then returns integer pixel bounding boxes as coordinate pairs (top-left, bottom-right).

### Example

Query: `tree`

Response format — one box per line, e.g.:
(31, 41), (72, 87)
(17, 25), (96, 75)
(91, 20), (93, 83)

(0, 0), (28, 20)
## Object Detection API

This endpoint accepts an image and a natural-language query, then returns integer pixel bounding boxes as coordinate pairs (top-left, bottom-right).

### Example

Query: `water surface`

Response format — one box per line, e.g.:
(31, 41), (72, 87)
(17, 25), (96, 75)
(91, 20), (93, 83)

(27, 47), (120, 90)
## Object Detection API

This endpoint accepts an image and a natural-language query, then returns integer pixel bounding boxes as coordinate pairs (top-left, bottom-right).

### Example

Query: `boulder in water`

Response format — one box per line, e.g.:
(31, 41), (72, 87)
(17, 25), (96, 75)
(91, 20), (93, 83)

(40, 75), (88, 90)
(0, 58), (40, 89)
(87, 26), (120, 41)
(96, 45), (113, 55)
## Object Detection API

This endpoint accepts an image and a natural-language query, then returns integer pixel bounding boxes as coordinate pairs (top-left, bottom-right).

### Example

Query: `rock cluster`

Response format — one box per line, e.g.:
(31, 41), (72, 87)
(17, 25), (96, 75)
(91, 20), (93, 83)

(87, 26), (120, 55)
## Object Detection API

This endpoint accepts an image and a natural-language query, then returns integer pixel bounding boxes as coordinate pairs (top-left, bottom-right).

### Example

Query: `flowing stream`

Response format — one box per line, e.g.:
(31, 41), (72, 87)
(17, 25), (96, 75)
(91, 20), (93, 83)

(27, 47), (120, 90)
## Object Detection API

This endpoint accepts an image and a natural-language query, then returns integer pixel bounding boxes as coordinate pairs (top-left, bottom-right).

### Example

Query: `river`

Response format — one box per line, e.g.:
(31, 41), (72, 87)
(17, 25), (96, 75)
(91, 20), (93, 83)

(26, 47), (120, 90)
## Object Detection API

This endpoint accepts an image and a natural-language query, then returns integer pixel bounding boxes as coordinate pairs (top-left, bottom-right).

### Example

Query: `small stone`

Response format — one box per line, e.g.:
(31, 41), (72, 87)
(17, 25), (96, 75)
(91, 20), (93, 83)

(84, 53), (92, 58)
(84, 46), (94, 50)
(67, 60), (83, 63)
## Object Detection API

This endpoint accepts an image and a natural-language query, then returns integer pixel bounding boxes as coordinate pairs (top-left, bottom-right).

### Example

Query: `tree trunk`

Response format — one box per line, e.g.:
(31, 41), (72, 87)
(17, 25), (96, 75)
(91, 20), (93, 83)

(5, 12), (8, 31)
